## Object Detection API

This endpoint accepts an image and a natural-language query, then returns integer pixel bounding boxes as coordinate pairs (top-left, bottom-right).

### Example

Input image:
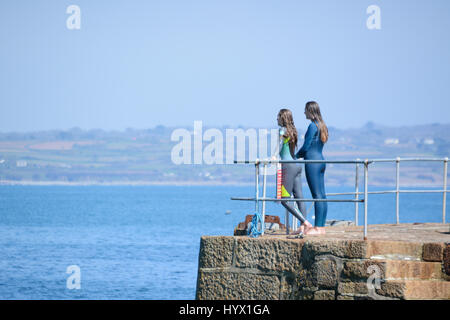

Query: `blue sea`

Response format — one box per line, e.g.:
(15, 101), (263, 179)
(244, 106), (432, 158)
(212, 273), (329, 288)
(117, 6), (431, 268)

(0, 185), (446, 300)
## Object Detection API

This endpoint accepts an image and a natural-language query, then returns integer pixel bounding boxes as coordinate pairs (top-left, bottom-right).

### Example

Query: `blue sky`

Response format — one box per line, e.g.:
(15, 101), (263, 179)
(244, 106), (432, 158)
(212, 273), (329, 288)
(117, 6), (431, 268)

(1, 0), (449, 132)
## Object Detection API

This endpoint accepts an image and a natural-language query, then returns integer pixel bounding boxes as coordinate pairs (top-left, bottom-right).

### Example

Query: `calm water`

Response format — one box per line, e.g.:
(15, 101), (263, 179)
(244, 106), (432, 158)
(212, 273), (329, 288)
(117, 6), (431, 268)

(0, 185), (446, 299)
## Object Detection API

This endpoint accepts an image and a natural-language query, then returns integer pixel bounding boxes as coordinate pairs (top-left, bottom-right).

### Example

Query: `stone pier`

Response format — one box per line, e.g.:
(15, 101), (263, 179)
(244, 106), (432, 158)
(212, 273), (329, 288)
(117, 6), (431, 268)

(195, 223), (450, 300)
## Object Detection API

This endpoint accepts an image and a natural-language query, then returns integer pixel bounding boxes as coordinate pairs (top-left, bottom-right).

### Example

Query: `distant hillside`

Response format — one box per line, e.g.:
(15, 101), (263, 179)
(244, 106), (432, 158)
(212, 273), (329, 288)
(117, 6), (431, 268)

(0, 123), (448, 186)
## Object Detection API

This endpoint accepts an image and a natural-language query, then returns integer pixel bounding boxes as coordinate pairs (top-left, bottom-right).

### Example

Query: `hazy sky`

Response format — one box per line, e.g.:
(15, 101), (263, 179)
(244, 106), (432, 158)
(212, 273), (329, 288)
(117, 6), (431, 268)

(1, 0), (449, 132)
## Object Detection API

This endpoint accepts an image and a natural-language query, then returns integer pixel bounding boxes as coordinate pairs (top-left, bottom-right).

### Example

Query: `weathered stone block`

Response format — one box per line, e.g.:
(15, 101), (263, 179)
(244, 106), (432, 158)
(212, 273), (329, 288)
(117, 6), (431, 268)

(376, 280), (450, 300)
(337, 295), (354, 300)
(234, 238), (303, 272)
(302, 239), (367, 260)
(342, 260), (386, 280)
(422, 243), (444, 262)
(376, 280), (406, 299)
(338, 281), (368, 295)
(198, 236), (234, 269)
(314, 290), (335, 300)
(384, 260), (442, 280)
(367, 240), (422, 259)
(312, 256), (340, 288)
(343, 259), (442, 281)
(402, 280), (450, 300)
(196, 270), (280, 300)
(296, 287), (318, 300)
(444, 243), (450, 276)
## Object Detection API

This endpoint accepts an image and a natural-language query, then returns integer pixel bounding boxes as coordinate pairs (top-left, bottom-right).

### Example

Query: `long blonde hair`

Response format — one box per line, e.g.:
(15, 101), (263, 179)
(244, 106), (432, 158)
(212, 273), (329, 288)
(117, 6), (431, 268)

(277, 108), (298, 157)
(305, 101), (329, 143)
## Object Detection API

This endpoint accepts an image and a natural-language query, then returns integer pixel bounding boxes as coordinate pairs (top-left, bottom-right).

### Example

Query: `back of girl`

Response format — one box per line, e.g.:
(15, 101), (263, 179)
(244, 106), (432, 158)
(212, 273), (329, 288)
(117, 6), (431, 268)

(295, 101), (329, 235)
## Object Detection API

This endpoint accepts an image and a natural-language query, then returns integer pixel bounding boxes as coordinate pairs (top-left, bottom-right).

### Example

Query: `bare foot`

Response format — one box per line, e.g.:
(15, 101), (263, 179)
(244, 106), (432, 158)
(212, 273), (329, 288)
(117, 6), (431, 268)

(302, 222), (314, 234)
(291, 222), (312, 235)
(305, 227), (326, 235)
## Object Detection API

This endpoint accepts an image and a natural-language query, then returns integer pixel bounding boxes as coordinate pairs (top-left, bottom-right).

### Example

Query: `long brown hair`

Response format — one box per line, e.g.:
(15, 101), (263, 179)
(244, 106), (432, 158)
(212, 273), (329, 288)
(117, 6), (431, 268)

(305, 101), (329, 143)
(277, 108), (298, 157)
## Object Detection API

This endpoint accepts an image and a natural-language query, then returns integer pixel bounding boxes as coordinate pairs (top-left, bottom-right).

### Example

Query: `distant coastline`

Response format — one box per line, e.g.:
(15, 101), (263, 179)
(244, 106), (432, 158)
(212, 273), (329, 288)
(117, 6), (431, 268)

(0, 179), (445, 188)
(0, 122), (448, 188)
(0, 180), (255, 186)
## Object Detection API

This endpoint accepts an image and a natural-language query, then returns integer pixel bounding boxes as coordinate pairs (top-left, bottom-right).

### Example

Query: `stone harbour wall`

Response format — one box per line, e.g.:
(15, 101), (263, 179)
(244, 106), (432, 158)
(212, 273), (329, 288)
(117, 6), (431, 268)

(195, 236), (450, 300)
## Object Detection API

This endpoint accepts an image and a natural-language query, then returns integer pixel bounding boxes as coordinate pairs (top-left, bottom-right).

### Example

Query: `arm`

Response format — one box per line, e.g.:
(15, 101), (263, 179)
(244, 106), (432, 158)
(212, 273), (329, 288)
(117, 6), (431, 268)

(295, 123), (317, 159)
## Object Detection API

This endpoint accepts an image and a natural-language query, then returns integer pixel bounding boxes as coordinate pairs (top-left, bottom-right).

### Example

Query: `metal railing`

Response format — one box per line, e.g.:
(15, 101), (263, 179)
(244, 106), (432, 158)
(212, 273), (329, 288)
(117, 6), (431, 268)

(231, 157), (448, 240)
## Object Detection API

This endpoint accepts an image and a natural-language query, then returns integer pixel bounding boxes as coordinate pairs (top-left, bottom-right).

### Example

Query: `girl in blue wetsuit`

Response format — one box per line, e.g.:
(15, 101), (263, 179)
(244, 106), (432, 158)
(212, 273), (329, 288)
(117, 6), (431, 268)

(295, 101), (329, 235)
(274, 109), (313, 235)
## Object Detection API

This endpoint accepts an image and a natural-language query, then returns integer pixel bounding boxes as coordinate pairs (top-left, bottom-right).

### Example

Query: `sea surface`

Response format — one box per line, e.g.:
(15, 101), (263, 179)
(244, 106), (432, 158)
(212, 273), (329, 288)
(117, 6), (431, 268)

(0, 185), (446, 299)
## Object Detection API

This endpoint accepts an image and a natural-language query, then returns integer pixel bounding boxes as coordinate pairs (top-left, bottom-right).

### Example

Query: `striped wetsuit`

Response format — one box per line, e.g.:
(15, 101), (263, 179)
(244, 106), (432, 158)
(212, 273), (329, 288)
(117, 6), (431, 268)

(278, 127), (308, 223)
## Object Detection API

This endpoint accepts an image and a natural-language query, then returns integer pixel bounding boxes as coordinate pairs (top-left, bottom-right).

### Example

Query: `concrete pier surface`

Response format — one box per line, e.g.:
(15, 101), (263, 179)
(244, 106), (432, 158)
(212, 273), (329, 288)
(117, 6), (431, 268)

(196, 223), (450, 300)
(269, 222), (450, 243)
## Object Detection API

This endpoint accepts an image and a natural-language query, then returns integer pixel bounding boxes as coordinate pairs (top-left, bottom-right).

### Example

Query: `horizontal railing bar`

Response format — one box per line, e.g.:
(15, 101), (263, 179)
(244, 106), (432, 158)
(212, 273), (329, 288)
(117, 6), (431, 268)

(234, 158), (449, 165)
(395, 190), (447, 193)
(234, 160), (371, 164)
(231, 197), (364, 203)
(327, 190), (447, 196)
(371, 158), (448, 162)
(327, 191), (396, 196)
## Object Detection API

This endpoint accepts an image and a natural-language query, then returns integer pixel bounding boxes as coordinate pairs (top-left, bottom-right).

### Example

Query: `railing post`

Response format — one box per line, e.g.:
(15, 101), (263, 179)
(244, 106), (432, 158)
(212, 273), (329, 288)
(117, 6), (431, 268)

(364, 159), (369, 240)
(443, 157), (448, 224)
(285, 209), (290, 235)
(396, 157), (400, 224)
(355, 159), (360, 226)
(261, 162), (267, 235)
(292, 201), (298, 232)
(255, 159), (259, 215)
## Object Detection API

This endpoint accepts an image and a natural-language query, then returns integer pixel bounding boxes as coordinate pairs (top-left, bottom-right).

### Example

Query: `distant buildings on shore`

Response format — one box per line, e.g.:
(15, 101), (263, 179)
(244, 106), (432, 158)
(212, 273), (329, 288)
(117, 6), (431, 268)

(384, 138), (399, 145)
(384, 138), (434, 145)
(16, 160), (27, 167)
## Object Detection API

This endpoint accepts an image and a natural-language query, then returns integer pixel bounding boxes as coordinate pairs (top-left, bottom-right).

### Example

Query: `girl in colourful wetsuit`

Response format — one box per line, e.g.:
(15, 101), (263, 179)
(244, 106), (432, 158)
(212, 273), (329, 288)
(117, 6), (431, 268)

(275, 109), (313, 235)
(295, 101), (329, 235)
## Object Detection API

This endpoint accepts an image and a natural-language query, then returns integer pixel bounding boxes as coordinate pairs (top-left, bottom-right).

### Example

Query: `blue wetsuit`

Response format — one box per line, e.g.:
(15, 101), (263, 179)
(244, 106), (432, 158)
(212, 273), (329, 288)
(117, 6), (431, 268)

(277, 128), (307, 223)
(295, 122), (327, 227)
